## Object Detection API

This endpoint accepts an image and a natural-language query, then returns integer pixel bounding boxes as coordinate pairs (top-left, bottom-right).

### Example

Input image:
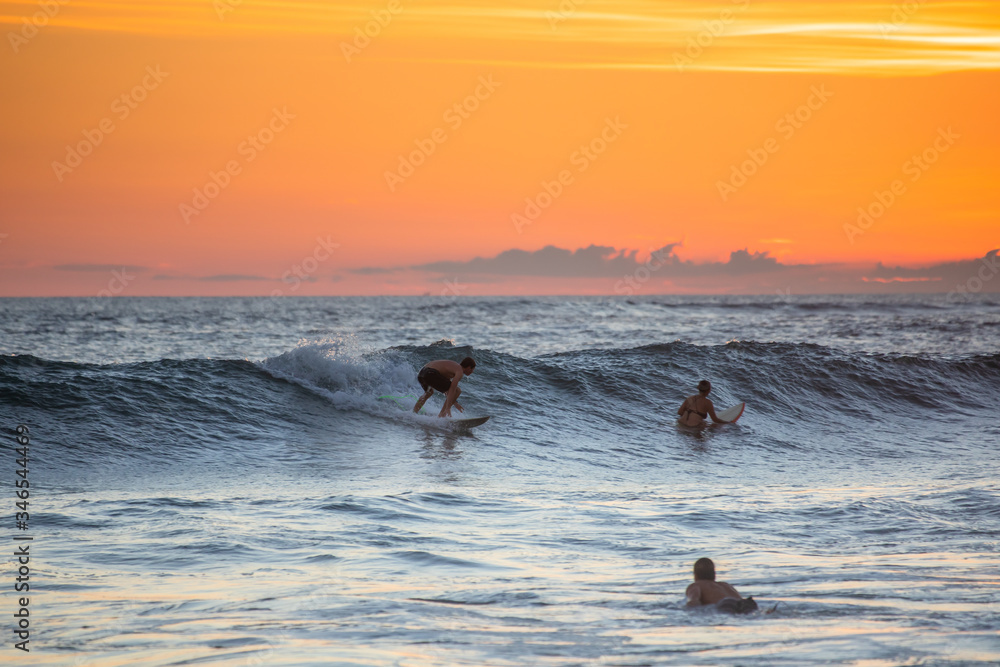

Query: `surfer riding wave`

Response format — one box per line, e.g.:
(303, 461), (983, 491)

(414, 357), (476, 418)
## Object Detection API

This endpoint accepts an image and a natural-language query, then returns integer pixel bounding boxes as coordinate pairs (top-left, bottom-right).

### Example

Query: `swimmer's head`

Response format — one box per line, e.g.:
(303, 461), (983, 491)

(694, 557), (715, 581)
(697, 380), (711, 395)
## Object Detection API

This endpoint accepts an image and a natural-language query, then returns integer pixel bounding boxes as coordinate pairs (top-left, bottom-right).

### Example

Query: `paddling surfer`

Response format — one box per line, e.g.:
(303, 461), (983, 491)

(677, 380), (730, 426)
(413, 357), (476, 418)
(685, 557), (758, 614)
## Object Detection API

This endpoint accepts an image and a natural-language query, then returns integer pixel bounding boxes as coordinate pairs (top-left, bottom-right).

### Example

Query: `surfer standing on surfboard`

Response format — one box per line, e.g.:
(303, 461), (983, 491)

(413, 357), (476, 418)
(677, 380), (730, 426)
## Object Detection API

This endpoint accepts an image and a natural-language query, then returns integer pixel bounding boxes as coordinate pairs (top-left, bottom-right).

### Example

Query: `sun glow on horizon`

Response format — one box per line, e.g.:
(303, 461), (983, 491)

(1, 1), (998, 295)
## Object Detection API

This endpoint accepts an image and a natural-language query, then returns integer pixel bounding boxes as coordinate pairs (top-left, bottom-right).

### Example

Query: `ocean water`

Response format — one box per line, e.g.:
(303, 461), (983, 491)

(1, 295), (998, 666)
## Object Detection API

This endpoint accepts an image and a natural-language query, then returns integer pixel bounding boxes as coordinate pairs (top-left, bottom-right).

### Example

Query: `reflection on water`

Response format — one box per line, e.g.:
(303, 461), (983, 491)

(6, 295), (998, 665)
(34, 478), (1000, 666)
(419, 428), (465, 461)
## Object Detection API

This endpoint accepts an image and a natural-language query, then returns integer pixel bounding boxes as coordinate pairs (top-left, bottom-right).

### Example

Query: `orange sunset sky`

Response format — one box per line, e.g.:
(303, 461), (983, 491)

(1, 0), (998, 296)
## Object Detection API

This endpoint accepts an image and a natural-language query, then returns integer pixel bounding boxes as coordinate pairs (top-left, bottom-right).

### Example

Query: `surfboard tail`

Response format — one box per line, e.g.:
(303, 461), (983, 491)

(450, 416), (491, 428)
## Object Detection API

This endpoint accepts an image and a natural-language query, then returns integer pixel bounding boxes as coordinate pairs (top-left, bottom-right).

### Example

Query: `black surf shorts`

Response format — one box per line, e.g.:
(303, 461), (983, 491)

(418, 367), (452, 393)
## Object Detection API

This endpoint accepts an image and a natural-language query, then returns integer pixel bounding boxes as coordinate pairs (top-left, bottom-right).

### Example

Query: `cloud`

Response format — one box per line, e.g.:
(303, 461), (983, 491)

(84, 247), (998, 296)
(722, 248), (782, 274)
(868, 249), (999, 281)
(350, 267), (397, 275)
(152, 273), (271, 282)
(415, 244), (640, 277)
(200, 274), (271, 282)
(54, 263), (147, 273)
(411, 243), (786, 278)
(351, 244), (1000, 295)
(30, 2), (1000, 75)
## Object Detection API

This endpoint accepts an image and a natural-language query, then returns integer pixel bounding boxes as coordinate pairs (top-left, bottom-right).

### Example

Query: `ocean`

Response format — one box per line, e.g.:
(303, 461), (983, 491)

(1, 294), (998, 666)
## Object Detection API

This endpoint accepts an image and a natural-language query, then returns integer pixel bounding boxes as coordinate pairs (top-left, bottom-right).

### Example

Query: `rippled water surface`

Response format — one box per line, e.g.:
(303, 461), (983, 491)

(1, 295), (998, 665)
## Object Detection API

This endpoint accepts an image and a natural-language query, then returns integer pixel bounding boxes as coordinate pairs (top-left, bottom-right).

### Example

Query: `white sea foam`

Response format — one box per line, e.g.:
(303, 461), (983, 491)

(258, 336), (449, 426)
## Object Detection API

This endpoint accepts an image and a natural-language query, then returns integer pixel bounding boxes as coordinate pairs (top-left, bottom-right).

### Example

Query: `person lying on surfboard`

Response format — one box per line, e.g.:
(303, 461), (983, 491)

(685, 557), (759, 614)
(677, 380), (731, 426)
(413, 357), (476, 418)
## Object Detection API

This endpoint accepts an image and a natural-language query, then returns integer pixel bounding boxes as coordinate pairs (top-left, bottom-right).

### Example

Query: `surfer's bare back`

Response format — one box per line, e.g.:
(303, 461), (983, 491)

(677, 379), (729, 426)
(685, 557), (758, 614)
(414, 357), (476, 418)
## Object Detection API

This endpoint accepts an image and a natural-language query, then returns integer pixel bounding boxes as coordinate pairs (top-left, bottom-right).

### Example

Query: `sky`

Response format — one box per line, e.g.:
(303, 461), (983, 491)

(1, 0), (998, 296)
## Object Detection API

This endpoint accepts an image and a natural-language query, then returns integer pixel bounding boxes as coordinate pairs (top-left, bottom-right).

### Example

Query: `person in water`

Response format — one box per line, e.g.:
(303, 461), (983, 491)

(413, 357), (476, 418)
(677, 380), (730, 426)
(685, 557), (758, 614)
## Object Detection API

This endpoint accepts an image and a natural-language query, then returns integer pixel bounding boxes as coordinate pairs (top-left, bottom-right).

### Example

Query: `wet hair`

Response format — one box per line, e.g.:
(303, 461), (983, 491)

(697, 380), (711, 394)
(460, 357), (476, 369)
(694, 557), (716, 581)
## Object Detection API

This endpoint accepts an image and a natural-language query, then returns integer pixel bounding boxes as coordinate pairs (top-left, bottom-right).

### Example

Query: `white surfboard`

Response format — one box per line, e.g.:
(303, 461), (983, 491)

(379, 395), (491, 428)
(449, 416), (491, 429)
(716, 403), (745, 423)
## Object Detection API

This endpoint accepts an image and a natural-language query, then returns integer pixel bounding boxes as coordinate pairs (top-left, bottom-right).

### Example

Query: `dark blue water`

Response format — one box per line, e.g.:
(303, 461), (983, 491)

(2, 295), (998, 665)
